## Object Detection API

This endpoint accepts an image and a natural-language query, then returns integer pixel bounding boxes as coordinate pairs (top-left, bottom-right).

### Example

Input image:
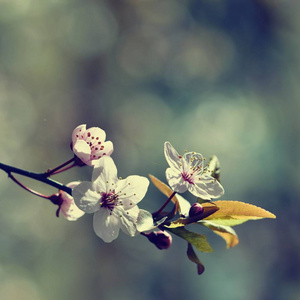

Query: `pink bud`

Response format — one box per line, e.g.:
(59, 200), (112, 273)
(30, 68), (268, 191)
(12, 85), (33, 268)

(147, 230), (172, 250)
(189, 203), (204, 217)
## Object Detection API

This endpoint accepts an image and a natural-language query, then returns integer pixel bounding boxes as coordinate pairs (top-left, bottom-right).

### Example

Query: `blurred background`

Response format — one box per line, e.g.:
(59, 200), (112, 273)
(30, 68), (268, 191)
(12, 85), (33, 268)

(0, 0), (299, 299)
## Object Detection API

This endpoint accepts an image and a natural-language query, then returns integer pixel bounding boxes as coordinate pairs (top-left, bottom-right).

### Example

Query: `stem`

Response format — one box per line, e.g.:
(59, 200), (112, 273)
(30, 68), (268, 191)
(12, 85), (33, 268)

(9, 174), (49, 199)
(0, 162), (72, 195)
(45, 157), (76, 176)
(152, 191), (176, 218)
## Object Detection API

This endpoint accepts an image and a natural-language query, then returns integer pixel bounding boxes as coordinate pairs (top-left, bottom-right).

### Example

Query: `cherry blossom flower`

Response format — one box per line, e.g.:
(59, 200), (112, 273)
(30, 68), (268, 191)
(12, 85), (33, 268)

(60, 181), (85, 221)
(72, 156), (149, 243)
(71, 124), (113, 166)
(164, 142), (224, 200)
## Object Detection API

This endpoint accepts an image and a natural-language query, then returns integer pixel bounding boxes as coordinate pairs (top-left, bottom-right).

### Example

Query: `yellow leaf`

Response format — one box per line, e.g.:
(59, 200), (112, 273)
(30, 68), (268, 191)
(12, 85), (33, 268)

(202, 200), (276, 223)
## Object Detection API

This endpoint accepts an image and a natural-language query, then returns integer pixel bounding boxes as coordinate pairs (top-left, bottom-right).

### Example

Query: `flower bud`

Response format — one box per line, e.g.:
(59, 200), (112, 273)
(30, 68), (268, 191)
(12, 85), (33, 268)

(189, 203), (204, 217)
(147, 230), (172, 250)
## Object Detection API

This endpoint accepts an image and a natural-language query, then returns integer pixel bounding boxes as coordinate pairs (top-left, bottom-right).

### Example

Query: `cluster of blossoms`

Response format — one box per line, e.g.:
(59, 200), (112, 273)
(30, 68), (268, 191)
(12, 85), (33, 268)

(61, 124), (224, 246)
(0, 123), (275, 275)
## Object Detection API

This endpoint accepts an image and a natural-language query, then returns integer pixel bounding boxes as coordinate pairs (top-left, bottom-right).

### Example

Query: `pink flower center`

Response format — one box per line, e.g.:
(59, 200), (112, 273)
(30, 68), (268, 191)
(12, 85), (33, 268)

(182, 171), (195, 184)
(100, 191), (118, 211)
(182, 165), (202, 185)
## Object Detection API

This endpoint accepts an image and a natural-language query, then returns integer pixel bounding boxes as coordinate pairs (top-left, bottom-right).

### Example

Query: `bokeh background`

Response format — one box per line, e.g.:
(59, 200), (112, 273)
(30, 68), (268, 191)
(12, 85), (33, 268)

(0, 0), (299, 299)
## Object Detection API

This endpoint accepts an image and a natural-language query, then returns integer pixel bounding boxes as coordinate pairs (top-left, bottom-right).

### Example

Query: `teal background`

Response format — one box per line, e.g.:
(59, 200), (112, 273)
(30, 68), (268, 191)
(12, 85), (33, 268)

(0, 1), (299, 299)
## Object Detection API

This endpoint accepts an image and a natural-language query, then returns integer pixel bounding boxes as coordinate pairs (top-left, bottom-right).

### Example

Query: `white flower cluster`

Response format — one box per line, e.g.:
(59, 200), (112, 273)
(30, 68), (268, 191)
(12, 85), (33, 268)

(65, 125), (224, 243)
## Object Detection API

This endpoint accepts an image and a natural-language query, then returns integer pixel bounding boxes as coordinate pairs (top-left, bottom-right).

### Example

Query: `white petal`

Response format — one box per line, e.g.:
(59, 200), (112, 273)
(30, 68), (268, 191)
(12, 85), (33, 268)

(115, 205), (139, 237)
(176, 194), (191, 217)
(60, 181), (85, 221)
(72, 124), (86, 143)
(61, 200), (85, 221)
(166, 168), (188, 193)
(72, 181), (100, 213)
(188, 183), (211, 199)
(195, 175), (225, 199)
(73, 140), (91, 165)
(164, 142), (182, 171)
(90, 141), (114, 166)
(93, 209), (120, 243)
(94, 141), (113, 156)
(92, 156), (118, 192)
(60, 181), (81, 204)
(116, 175), (149, 209)
(83, 127), (106, 141)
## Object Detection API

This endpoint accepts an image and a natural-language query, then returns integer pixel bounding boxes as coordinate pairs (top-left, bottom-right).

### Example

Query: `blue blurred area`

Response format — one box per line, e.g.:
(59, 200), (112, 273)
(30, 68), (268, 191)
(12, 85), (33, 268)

(0, 0), (299, 299)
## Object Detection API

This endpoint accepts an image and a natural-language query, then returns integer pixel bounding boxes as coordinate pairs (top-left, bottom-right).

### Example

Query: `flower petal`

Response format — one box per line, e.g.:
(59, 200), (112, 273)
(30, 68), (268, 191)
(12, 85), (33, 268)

(72, 124), (86, 143)
(92, 156), (118, 192)
(116, 175), (149, 209)
(188, 183), (212, 199)
(164, 142), (182, 171)
(176, 194), (191, 217)
(115, 205), (139, 237)
(194, 175), (225, 199)
(60, 181), (85, 221)
(72, 181), (100, 213)
(83, 127), (106, 142)
(166, 167), (188, 193)
(73, 140), (91, 165)
(90, 141), (114, 166)
(93, 208), (120, 242)
(61, 200), (85, 221)
(60, 181), (81, 204)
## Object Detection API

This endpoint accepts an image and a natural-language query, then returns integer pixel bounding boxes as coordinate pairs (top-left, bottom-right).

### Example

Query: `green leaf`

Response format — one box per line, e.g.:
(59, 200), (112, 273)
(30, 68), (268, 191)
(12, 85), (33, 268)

(199, 220), (239, 248)
(187, 243), (205, 275)
(167, 227), (213, 253)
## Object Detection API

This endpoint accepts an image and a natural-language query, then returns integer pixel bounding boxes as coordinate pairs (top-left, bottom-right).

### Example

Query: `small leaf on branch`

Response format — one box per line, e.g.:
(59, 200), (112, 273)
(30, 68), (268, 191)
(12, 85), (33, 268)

(187, 243), (205, 275)
(202, 200), (276, 226)
(167, 227), (213, 253)
(199, 220), (239, 248)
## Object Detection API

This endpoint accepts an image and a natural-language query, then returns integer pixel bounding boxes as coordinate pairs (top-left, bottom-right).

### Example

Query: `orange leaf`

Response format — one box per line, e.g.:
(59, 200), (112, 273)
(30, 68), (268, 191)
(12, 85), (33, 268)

(214, 231), (239, 248)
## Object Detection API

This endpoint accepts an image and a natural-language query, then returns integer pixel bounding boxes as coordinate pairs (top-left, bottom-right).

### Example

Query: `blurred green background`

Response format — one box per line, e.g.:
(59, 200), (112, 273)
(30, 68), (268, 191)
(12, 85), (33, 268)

(0, 0), (299, 299)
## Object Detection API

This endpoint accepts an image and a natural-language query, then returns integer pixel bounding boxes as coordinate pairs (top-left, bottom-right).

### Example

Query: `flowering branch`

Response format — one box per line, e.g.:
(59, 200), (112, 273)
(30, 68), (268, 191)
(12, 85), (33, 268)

(0, 162), (72, 195)
(0, 124), (276, 276)
(45, 156), (76, 176)
(8, 173), (50, 199)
